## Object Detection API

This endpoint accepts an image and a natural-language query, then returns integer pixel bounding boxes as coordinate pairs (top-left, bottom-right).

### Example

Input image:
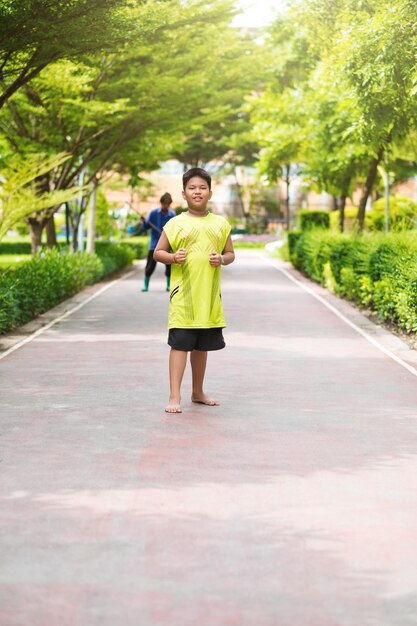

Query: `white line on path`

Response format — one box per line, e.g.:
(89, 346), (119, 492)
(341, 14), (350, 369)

(0, 269), (136, 361)
(263, 254), (417, 380)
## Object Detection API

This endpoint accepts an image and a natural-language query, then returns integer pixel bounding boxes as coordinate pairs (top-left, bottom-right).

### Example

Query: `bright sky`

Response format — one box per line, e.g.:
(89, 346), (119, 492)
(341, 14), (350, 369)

(233, 0), (288, 27)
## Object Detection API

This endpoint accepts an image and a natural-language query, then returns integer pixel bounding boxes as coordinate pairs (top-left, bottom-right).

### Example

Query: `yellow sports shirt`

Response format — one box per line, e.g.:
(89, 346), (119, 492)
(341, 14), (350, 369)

(163, 212), (231, 329)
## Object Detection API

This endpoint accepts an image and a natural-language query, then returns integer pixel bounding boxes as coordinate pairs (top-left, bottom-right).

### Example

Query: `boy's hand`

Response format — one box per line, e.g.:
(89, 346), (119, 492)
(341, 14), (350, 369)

(173, 248), (186, 264)
(209, 252), (222, 267)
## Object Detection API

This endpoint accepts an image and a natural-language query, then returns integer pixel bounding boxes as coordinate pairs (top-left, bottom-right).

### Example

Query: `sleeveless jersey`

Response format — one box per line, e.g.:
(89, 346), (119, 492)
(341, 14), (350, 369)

(163, 212), (231, 329)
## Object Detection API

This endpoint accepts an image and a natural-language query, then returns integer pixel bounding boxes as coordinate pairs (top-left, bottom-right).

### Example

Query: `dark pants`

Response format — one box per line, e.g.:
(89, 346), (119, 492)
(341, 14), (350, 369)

(145, 250), (171, 278)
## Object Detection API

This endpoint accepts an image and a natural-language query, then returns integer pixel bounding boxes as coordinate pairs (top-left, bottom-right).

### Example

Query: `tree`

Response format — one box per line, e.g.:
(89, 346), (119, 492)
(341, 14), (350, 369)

(0, 152), (80, 245)
(336, 0), (417, 229)
(1, 0), (259, 248)
(301, 62), (370, 231)
(249, 0), (417, 231)
(250, 88), (308, 229)
(295, 0), (417, 229)
(0, 0), (135, 108)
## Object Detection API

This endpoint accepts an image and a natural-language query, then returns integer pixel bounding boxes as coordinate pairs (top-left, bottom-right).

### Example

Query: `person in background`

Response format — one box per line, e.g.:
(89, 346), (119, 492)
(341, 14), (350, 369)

(141, 192), (176, 292)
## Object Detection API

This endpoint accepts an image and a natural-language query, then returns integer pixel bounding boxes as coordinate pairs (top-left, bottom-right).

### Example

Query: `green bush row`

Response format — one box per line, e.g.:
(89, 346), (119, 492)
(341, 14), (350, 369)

(0, 237), (148, 260)
(0, 241), (33, 255)
(118, 237), (148, 259)
(0, 243), (135, 334)
(289, 229), (417, 333)
(298, 210), (330, 231)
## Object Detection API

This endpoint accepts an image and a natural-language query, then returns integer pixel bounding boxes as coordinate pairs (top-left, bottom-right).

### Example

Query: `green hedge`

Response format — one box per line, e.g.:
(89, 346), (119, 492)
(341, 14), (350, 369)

(0, 243), (135, 334)
(298, 210), (330, 231)
(0, 241), (32, 255)
(118, 236), (148, 260)
(0, 237), (148, 260)
(289, 230), (417, 333)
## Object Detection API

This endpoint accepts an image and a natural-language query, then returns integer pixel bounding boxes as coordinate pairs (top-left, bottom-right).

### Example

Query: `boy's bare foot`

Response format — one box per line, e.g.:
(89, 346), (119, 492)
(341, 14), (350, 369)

(191, 393), (220, 406)
(165, 398), (182, 413)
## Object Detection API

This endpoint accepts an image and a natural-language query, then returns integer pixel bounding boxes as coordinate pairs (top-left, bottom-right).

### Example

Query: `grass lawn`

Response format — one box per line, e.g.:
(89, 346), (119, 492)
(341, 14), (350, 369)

(0, 254), (32, 270)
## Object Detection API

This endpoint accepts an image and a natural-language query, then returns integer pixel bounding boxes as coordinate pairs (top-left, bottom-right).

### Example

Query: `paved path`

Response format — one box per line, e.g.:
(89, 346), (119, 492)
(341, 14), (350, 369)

(1, 251), (417, 626)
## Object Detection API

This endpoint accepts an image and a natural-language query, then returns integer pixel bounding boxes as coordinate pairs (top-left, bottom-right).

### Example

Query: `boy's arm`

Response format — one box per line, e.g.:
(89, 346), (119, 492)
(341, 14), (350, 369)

(141, 213), (151, 231)
(153, 232), (186, 265)
(209, 234), (235, 267)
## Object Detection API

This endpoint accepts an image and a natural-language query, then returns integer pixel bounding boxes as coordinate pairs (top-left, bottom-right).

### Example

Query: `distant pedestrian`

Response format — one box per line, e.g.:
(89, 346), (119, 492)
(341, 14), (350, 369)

(141, 193), (176, 292)
(154, 167), (235, 413)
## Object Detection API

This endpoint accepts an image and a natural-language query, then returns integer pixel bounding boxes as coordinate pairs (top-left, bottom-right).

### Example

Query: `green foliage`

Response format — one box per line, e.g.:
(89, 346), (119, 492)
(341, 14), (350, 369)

(87, 189), (117, 239)
(0, 0), (136, 108)
(368, 195), (417, 232)
(298, 210), (330, 231)
(289, 229), (417, 333)
(0, 243), (135, 333)
(0, 152), (81, 240)
(94, 241), (136, 274)
(0, 242), (32, 255)
(0, 0), (259, 249)
(287, 231), (302, 262)
(329, 207), (358, 232)
(0, 254), (32, 269)
(0, 250), (102, 333)
(118, 237), (148, 259)
(250, 0), (417, 223)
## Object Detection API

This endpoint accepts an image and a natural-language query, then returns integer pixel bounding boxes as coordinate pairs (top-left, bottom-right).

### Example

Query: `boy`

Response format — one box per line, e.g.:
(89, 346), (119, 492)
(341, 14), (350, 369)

(154, 167), (235, 413)
(141, 192), (176, 292)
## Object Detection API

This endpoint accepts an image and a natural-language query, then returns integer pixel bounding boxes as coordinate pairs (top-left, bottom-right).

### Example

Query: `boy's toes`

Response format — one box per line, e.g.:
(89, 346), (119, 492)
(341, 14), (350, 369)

(191, 394), (220, 406)
(165, 404), (182, 413)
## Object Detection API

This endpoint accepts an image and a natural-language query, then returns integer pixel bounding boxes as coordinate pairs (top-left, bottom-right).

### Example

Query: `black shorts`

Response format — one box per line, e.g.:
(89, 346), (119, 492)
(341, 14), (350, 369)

(168, 328), (225, 352)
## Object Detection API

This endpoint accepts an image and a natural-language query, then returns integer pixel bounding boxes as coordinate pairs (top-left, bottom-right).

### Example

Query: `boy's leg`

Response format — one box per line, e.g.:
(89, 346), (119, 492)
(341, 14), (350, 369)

(142, 250), (156, 291)
(190, 350), (220, 406)
(166, 348), (187, 413)
(165, 264), (171, 292)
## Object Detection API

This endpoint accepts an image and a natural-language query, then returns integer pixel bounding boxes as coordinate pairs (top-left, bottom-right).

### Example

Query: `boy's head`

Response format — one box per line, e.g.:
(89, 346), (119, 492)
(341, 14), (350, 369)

(182, 168), (211, 191)
(182, 168), (212, 211)
(160, 192), (172, 210)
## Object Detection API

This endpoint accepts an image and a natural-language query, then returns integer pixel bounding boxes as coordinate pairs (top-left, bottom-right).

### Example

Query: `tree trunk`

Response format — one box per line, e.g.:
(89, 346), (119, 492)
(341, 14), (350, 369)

(86, 180), (98, 254)
(339, 195), (347, 233)
(233, 168), (247, 218)
(71, 217), (80, 252)
(285, 164), (291, 231)
(65, 203), (71, 246)
(27, 217), (46, 256)
(357, 145), (385, 231)
(45, 214), (57, 248)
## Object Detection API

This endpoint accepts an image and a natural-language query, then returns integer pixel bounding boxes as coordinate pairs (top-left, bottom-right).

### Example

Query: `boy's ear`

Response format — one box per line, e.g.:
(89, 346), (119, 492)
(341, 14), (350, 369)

(182, 190), (186, 199)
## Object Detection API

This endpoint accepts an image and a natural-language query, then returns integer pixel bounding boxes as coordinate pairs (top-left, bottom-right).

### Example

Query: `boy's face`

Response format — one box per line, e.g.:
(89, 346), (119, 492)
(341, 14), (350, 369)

(161, 200), (172, 211)
(182, 176), (212, 211)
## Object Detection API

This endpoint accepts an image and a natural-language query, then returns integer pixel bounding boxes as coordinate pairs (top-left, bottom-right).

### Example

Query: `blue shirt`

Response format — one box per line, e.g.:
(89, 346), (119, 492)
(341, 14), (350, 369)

(145, 207), (176, 250)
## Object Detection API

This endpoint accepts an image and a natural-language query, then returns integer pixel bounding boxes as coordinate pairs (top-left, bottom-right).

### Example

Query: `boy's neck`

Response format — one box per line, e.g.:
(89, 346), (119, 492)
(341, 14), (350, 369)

(187, 207), (209, 217)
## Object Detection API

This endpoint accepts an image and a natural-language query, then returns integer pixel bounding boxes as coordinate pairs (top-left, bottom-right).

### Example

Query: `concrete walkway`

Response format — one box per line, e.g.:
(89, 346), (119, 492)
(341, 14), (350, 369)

(1, 250), (417, 626)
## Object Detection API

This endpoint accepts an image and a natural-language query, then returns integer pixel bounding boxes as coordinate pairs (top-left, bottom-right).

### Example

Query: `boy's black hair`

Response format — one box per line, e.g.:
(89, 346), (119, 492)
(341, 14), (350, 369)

(160, 192), (172, 204)
(182, 167), (211, 190)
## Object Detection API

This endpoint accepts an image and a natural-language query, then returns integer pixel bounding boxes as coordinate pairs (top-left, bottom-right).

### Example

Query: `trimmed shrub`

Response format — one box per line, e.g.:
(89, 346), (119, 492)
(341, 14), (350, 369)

(288, 231), (302, 264)
(0, 238), (147, 261)
(95, 241), (136, 275)
(298, 210), (330, 231)
(0, 241), (32, 255)
(0, 243), (135, 334)
(288, 229), (417, 334)
(118, 236), (148, 259)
